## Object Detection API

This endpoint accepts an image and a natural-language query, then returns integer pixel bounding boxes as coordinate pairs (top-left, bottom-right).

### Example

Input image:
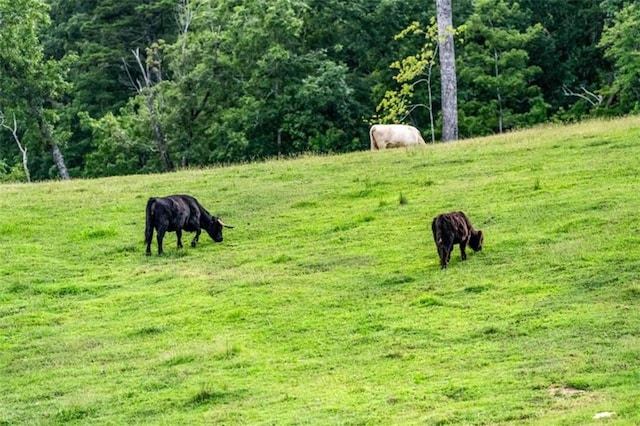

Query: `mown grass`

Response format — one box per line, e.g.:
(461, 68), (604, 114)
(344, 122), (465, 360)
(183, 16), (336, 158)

(1, 117), (639, 425)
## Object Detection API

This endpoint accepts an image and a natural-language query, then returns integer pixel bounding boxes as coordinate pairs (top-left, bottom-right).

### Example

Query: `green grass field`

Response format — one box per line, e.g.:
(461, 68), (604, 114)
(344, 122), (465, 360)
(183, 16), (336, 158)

(1, 117), (639, 425)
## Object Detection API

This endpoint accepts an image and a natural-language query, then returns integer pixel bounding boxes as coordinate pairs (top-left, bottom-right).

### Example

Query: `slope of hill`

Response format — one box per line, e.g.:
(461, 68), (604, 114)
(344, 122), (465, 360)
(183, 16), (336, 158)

(1, 117), (639, 424)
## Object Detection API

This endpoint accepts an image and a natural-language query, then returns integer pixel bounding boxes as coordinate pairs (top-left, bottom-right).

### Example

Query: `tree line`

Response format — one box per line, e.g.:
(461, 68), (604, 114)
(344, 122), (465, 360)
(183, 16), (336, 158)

(0, 0), (637, 181)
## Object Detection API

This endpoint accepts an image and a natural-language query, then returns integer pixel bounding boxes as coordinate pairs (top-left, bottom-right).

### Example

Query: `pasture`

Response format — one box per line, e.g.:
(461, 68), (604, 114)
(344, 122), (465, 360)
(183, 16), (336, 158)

(1, 117), (639, 424)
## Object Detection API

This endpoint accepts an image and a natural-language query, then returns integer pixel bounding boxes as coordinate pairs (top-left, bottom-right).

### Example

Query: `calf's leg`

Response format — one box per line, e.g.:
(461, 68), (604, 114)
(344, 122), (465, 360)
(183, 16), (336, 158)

(438, 244), (451, 269)
(460, 242), (467, 260)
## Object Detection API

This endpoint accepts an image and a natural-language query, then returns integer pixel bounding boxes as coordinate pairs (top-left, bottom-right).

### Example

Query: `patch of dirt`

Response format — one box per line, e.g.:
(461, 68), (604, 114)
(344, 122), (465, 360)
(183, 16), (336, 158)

(548, 386), (586, 397)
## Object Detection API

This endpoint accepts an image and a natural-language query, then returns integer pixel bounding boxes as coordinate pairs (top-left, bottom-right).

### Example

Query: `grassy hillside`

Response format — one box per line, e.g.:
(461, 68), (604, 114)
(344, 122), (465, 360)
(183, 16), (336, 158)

(1, 117), (639, 425)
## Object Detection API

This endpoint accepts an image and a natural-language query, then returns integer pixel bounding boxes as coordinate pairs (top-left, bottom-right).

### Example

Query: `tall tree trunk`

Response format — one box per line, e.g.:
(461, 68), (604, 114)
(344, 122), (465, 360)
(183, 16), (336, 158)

(51, 143), (70, 180)
(436, 0), (458, 142)
(36, 112), (70, 180)
(130, 48), (174, 172)
(427, 50), (437, 143)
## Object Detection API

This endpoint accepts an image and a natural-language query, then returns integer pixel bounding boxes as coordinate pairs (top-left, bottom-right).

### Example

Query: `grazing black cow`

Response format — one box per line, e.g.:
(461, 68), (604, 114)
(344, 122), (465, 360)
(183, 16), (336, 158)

(431, 211), (483, 269)
(145, 194), (233, 255)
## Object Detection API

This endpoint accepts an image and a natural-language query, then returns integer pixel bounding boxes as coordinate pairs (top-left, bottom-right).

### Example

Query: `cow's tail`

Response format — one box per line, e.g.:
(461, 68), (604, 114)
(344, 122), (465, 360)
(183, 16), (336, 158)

(431, 217), (442, 245)
(369, 125), (378, 151)
(144, 198), (156, 245)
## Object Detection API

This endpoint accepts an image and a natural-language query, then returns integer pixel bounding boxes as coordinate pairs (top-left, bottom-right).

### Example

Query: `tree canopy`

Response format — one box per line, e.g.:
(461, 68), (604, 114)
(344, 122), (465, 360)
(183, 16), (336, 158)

(0, 0), (635, 181)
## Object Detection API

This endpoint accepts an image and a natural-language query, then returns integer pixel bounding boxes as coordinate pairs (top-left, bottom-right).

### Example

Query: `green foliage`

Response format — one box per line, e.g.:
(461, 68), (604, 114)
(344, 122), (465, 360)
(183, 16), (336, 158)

(374, 18), (449, 141)
(2, 0), (640, 179)
(0, 159), (26, 183)
(45, 0), (177, 116)
(519, 0), (609, 119)
(0, 0), (50, 81)
(38, 0), (177, 179)
(457, 0), (549, 136)
(1, 117), (640, 423)
(156, 0), (362, 166)
(80, 100), (159, 177)
(0, 0), (77, 180)
(598, 3), (640, 112)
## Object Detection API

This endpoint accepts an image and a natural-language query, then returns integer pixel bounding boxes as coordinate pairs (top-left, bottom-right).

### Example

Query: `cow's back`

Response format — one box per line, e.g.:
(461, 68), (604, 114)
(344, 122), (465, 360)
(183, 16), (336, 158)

(146, 197), (173, 225)
(370, 124), (426, 150)
(166, 195), (201, 231)
(432, 211), (471, 244)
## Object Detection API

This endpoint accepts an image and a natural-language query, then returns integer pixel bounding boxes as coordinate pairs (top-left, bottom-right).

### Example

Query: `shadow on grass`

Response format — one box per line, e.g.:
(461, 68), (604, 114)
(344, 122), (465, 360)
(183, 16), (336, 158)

(186, 387), (246, 407)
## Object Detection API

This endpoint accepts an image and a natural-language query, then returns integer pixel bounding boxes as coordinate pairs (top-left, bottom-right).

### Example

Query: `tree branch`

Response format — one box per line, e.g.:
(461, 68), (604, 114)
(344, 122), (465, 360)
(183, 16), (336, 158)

(562, 85), (603, 106)
(0, 112), (31, 182)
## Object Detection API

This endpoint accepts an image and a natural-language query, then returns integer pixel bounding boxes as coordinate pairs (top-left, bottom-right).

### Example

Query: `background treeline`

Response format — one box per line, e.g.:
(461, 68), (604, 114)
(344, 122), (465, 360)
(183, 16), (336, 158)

(0, 0), (638, 181)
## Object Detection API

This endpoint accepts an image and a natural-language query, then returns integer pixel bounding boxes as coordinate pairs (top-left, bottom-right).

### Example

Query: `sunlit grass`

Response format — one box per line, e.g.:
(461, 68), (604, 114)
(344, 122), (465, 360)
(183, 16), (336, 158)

(1, 117), (639, 424)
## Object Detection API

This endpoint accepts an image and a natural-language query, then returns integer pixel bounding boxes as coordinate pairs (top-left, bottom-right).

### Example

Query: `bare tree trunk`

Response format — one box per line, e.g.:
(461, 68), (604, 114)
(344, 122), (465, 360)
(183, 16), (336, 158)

(128, 48), (174, 172)
(51, 143), (70, 180)
(436, 0), (458, 142)
(427, 49), (437, 143)
(177, 0), (195, 59)
(22, 146), (30, 182)
(36, 112), (70, 180)
(0, 113), (31, 182)
(277, 129), (282, 158)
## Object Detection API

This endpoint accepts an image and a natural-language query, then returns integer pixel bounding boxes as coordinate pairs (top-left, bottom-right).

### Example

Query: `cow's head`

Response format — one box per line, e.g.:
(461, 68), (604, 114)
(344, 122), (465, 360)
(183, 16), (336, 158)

(206, 217), (234, 243)
(469, 230), (483, 252)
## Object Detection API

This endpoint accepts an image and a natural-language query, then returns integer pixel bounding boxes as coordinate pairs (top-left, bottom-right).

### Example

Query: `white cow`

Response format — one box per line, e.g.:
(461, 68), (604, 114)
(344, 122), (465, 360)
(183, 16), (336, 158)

(369, 124), (427, 150)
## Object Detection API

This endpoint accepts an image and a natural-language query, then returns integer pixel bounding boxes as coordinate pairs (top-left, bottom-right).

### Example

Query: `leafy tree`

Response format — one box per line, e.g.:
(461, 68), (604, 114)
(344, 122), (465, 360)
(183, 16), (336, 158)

(598, 2), (640, 113)
(46, 0), (177, 117)
(457, 0), (548, 136)
(0, 113), (30, 182)
(206, 0), (355, 159)
(519, 0), (609, 120)
(44, 0), (177, 176)
(82, 0), (362, 172)
(0, 0), (73, 179)
(127, 44), (174, 172)
(7, 0), (635, 179)
(80, 98), (159, 177)
(303, 0), (441, 146)
(374, 19), (443, 142)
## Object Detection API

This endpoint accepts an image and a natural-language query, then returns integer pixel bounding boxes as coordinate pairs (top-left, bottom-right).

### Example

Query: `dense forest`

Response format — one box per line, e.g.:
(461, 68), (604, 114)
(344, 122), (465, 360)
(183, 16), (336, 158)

(0, 0), (638, 181)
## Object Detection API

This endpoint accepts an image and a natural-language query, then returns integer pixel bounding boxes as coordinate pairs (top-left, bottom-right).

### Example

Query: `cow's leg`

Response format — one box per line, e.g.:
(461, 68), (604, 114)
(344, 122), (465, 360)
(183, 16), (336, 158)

(157, 229), (165, 255)
(145, 229), (153, 256)
(191, 228), (201, 247)
(176, 229), (183, 249)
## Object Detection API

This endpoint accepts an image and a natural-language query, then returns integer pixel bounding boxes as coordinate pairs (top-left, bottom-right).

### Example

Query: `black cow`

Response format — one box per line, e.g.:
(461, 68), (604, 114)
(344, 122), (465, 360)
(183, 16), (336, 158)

(145, 194), (233, 255)
(431, 211), (483, 269)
